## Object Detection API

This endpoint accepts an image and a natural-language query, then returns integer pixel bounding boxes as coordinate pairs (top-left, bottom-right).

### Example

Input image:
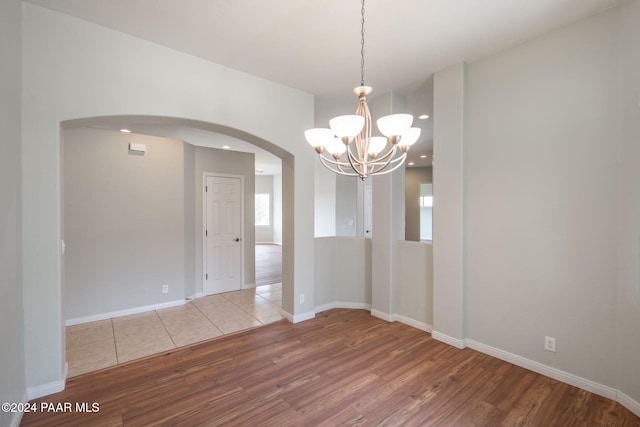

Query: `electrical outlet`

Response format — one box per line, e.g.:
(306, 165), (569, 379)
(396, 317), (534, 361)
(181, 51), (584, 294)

(162, 284), (169, 294)
(544, 336), (556, 352)
(299, 294), (305, 304)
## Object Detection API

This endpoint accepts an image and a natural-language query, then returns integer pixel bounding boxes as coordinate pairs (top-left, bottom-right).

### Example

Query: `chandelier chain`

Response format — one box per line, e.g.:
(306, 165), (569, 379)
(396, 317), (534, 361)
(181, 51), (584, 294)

(360, 0), (365, 86)
(304, 0), (417, 180)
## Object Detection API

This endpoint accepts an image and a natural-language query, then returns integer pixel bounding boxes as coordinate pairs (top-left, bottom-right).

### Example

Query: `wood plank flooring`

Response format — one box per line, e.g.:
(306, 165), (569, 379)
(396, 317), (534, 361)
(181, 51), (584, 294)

(255, 244), (282, 285)
(21, 309), (639, 426)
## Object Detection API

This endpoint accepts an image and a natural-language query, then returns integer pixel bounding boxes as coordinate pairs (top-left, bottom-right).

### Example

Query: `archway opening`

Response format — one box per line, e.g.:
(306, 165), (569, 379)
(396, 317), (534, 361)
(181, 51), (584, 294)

(60, 115), (295, 376)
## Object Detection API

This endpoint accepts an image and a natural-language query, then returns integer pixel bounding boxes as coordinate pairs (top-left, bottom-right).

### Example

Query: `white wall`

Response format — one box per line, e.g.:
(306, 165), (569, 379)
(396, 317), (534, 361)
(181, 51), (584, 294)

(370, 167), (405, 319)
(396, 241), (433, 330)
(255, 175), (274, 243)
(335, 175), (359, 236)
(21, 3), (314, 394)
(315, 236), (434, 333)
(314, 162), (336, 237)
(464, 6), (619, 386)
(314, 237), (371, 310)
(432, 62), (466, 345)
(616, 0), (640, 408)
(64, 129), (186, 319)
(0, 0), (26, 424)
(433, 0), (640, 412)
(273, 173), (283, 245)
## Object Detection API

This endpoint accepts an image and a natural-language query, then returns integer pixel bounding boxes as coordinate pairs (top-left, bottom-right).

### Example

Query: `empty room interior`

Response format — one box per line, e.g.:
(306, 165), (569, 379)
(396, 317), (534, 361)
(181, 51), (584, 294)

(2, 0), (640, 425)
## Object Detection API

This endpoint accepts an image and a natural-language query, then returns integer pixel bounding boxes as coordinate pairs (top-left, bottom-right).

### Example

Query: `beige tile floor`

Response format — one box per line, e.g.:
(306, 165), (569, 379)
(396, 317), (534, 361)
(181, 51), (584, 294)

(66, 284), (283, 378)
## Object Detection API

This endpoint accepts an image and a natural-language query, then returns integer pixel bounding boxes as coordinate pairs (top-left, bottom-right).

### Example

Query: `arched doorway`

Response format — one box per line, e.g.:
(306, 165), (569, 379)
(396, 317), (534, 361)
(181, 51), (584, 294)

(60, 116), (294, 375)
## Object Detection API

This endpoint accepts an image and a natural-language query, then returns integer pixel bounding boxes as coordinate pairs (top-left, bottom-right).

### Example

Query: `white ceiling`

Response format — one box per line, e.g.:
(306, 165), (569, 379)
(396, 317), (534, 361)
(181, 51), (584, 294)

(91, 123), (283, 175)
(28, 0), (623, 170)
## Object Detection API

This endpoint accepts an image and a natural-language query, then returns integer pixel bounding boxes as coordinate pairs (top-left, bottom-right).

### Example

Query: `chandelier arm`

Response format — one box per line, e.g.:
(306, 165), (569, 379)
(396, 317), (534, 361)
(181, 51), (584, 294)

(336, 162), (359, 177)
(370, 152), (407, 175)
(368, 146), (403, 174)
(318, 152), (370, 179)
(331, 152), (353, 175)
(318, 152), (355, 169)
(369, 144), (398, 164)
(368, 154), (406, 167)
(368, 155), (394, 175)
(319, 154), (359, 177)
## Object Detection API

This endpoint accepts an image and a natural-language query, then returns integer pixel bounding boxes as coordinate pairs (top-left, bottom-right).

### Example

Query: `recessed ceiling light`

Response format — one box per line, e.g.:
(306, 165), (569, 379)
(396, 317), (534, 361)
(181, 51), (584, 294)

(420, 155), (427, 158)
(418, 114), (429, 120)
(408, 162), (415, 166)
(120, 128), (131, 133)
(221, 145), (231, 150)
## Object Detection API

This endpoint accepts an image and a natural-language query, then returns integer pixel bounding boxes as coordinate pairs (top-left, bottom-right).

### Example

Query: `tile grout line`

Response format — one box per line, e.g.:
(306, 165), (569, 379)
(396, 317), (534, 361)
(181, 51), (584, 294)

(191, 300), (225, 335)
(111, 317), (121, 365)
(154, 309), (178, 349)
(69, 287), (281, 378)
(222, 291), (262, 323)
(223, 290), (280, 325)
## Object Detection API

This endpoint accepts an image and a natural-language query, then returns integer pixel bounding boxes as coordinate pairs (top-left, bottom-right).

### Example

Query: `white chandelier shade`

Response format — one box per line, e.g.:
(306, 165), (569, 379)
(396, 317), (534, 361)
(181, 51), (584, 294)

(376, 114), (413, 138)
(304, 101), (421, 179)
(329, 115), (365, 138)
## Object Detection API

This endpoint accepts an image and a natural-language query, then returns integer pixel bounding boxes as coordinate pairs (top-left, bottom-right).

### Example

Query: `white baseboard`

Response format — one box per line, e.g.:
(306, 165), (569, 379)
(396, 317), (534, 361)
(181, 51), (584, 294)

(280, 309), (315, 323)
(315, 304), (432, 334)
(393, 314), (432, 333)
(243, 283), (256, 290)
(369, 310), (434, 334)
(27, 363), (67, 400)
(279, 309), (293, 322)
(292, 311), (315, 323)
(315, 301), (371, 313)
(7, 412), (23, 427)
(618, 390), (640, 418)
(66, 300), (187, 326)
(423, 333), (640, 417)
(187, 292), (206, 301)
(370, 309), (394, 322)
(6, 390), (29, 427)
(431, 330), (467, 349)
(466, 339), (640, 406)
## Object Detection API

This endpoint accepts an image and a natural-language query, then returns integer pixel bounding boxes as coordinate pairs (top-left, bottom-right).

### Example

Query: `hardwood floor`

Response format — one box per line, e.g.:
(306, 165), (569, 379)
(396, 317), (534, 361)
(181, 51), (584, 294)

(255, 244), (282, 285)
(21, 309), (639, 426)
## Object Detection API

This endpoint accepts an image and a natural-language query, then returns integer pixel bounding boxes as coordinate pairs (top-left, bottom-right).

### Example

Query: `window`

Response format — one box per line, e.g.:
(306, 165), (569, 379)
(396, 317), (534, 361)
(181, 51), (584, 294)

(420, 184), (433, 241)
(419, 196), (433, 207)
(255, 193), (270, 226)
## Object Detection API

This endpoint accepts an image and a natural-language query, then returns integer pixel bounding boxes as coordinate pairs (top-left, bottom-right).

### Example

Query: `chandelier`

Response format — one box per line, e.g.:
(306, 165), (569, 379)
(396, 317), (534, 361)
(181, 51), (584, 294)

(304, 0), (420, 180)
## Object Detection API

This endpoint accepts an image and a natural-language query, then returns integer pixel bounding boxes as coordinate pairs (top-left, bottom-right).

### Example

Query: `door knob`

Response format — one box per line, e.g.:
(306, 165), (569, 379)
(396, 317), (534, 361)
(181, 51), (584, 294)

(234, 237), (241, 242)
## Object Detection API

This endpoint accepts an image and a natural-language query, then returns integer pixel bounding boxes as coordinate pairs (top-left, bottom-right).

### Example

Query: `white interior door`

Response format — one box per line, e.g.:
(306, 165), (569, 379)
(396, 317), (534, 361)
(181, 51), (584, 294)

(204, 175), (243, 294)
